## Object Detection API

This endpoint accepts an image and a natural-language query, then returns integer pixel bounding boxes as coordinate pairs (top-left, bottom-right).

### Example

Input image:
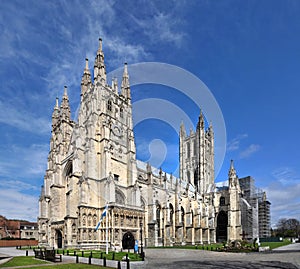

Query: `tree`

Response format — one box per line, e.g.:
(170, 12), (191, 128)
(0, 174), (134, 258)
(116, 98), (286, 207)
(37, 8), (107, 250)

(276, 218), (299, 238)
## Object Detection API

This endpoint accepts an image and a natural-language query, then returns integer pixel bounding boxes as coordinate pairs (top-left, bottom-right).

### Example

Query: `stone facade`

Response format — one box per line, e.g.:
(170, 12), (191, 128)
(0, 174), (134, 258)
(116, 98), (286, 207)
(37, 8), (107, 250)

(38, 38), (270, 249)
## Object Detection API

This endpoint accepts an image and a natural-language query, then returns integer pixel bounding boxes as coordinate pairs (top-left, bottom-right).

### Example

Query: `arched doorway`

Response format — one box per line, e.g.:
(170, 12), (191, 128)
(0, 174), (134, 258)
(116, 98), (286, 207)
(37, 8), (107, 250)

(56, 230), (62, 249)
(216, 211), (228, 242)
(122, 231), (135, 249)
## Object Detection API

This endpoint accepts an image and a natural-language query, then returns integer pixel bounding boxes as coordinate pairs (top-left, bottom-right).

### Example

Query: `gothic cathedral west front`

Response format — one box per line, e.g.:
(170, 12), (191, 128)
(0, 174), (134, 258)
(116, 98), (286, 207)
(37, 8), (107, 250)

(38, 39), (270, 249)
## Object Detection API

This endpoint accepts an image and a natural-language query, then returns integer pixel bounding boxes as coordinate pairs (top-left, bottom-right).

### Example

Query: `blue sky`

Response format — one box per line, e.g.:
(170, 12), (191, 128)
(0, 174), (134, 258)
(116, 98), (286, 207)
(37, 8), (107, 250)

(0, 0), (299, 227)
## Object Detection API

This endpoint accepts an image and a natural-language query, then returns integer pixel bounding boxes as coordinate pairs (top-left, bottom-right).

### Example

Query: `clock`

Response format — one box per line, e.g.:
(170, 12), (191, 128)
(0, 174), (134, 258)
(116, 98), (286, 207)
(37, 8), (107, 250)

(111, 124), (123, 137)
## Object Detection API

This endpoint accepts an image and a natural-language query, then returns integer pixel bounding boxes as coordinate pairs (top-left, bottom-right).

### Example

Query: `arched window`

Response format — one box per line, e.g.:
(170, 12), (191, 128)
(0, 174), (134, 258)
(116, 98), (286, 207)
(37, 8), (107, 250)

(116, 189), (125, 205)
(156, 204), (161, 237)
(220, 197), (225, 206)
(181, 206), (185, 226)
(187, 142), (190, 158)
(88, 214), (92, 226)
(120, 107), (124, 118)
(93, 214), (97, 226)
(169, 203), (174, 224)
(193, 140), (197, 156)
(107, 100), (112, 112)
(82, 214), (86, 226)
(65, 162), (72, 177)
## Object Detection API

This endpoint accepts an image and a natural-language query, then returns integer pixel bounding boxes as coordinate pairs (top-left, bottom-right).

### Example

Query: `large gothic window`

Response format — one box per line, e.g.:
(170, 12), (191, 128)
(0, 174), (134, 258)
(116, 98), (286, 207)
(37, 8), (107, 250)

(193, 141), (197, 157)
(156, 204), (161, 237)
(116, 189), (125, 204)
(107, 100), (112, 112)
(187, 142), (190, 158)
(194, 167), (199, 190)
(169, 203), (174, 224)
(181, 206), (185, 226)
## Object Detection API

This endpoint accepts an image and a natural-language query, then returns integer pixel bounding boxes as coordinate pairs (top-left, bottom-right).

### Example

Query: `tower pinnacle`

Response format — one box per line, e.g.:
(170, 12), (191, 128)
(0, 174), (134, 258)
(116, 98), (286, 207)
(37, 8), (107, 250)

(60, 86), (71, 121)
(81, 58), (92, 97)
(228, 160), (240, 191)
(52, 97), (60, 128)
(94, 37), (106, 84)
(197, 109), (205, 130)
(121, 63), (131, 99)
(180, 120), (186, 137)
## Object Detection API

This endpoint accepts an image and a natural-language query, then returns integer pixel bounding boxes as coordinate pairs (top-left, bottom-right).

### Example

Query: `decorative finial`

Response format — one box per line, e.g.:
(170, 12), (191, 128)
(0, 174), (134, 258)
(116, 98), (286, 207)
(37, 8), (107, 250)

(99, 38), (102, 51)
(85, 58), (89, 70)
(64, 86), (68, 96)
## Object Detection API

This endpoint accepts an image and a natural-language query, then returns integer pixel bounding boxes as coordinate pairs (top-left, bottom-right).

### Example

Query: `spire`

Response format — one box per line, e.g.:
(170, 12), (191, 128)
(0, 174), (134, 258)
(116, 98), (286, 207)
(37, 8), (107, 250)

(112, 77), (118, 93)
(121, 63), (131, 99)
(197, 109), (205, 130)
(94, 37), (106, 84)
(60, 86), (71, 121)
(206, 120), (214, 138)
(81, 58), (92, 97)
(228, 160), (240, 191)
(180, 121), (186, 137)
(52, 97), (60, 128)
(229, 160), (236, 177)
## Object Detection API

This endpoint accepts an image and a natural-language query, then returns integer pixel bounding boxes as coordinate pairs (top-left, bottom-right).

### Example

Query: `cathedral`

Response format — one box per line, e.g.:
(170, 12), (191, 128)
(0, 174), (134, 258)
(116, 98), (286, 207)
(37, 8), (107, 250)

(38, 38), (270, 249)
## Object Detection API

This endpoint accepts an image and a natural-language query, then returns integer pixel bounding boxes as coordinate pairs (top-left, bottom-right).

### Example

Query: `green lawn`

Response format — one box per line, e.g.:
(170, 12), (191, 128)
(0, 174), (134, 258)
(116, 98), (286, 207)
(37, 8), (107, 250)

(0, 256), (49, 268)
(56, 249), (142, 261)
(0, 256), (113, 269)
(260, 240), (291, 250)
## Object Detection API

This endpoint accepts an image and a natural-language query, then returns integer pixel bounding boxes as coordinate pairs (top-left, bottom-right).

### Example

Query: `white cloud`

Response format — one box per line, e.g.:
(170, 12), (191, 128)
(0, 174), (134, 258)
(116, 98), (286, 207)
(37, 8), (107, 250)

(129, 10), (185, 47)
(227, 133), (248, 151)
(0, 188), (38, 222)
(0, 100), (51, 134)
(272, 167), (300, 185)
(264, 181), (300, 227)
(239, 144), (260, 159)
(0, 144), (48, 178)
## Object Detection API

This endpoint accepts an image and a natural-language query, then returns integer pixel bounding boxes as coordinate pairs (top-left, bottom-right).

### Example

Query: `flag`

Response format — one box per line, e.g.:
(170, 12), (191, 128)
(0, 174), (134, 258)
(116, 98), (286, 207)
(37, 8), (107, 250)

(95, 204), (108, 231)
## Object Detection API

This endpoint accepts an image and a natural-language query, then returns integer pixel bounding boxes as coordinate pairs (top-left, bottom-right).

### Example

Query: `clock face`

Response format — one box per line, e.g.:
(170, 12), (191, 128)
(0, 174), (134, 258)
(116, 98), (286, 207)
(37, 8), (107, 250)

(111, 124), (122, 137)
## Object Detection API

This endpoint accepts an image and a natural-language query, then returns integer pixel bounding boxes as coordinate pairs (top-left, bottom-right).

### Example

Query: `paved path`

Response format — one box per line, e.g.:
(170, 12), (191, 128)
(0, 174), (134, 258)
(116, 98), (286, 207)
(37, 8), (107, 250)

(1, 244), (299, 269)
(141, 244), (300, 269)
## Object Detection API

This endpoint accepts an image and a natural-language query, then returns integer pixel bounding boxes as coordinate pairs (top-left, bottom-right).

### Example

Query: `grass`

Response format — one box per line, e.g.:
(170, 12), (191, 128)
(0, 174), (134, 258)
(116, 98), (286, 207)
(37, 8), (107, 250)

(2, 262), (110, 269)
(0, 256), (49, 268)
(260, 240), (291, 250)
(56, 249), (142, 261)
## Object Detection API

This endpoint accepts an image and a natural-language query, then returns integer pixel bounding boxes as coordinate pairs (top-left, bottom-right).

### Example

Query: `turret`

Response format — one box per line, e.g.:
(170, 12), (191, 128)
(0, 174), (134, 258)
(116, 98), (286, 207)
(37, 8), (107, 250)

(228, 160), (242, 240)
(60, 86), (71, 121)
(179, 121), (186, 138)
(197, 110), (205, 131)
(52, 97), (60, 128)
(81, 58), (92, 97)
(228, 160), (240, 192)
(94, 38), (106, 84)
(121, 63), (131, 100)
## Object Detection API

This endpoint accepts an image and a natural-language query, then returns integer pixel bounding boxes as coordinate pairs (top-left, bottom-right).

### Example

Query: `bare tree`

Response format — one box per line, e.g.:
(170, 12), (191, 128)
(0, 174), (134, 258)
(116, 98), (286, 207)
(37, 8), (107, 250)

(276, 218), (299, 238)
